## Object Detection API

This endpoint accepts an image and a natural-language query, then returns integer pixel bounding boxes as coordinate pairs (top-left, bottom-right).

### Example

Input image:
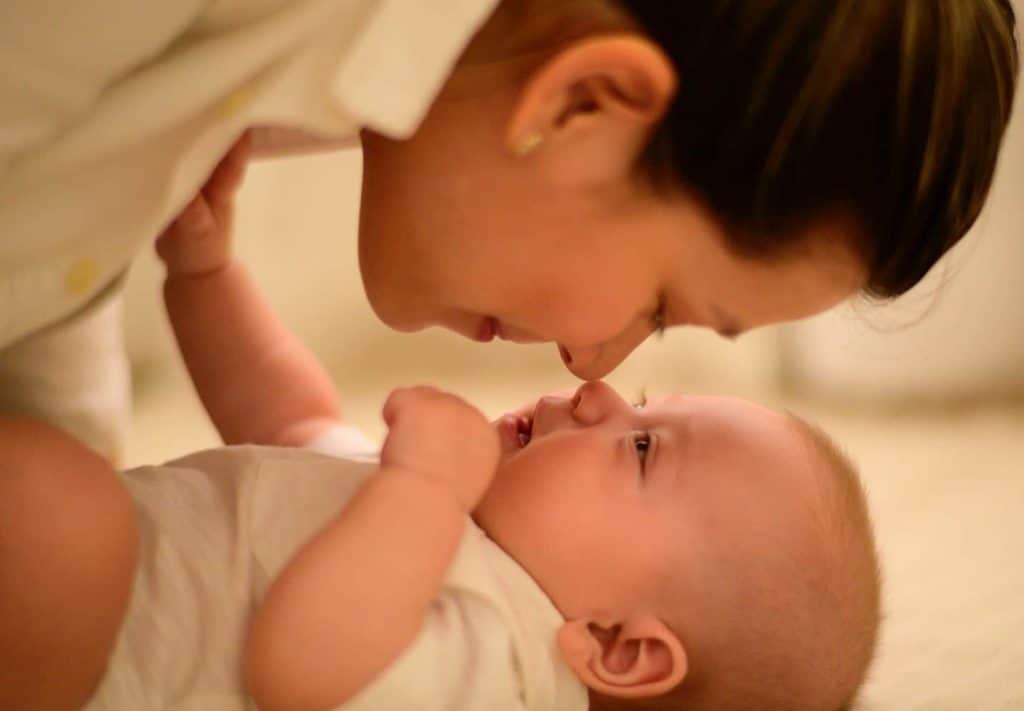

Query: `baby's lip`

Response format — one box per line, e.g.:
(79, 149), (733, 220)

(518, 414), (533, 446)
(495, 413), (533, 454)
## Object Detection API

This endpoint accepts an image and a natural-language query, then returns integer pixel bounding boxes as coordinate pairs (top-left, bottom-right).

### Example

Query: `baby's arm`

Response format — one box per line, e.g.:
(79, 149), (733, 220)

(157, 135), (340, 446)
(244, 387), (500, 711)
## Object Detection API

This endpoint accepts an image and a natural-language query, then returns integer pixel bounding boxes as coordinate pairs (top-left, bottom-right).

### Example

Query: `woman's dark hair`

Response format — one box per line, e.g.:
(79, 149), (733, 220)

(619, 0), (1019, 297)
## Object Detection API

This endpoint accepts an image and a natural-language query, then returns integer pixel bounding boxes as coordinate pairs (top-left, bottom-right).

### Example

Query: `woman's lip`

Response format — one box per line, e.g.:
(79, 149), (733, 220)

(478, 317), (547, 345)
(495, 321), (548, 344)
(476, 317), (497, 342)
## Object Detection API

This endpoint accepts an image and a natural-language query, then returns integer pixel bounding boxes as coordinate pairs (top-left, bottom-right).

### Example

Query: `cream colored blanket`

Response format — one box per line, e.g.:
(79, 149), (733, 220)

(836, 408), (1024, 711)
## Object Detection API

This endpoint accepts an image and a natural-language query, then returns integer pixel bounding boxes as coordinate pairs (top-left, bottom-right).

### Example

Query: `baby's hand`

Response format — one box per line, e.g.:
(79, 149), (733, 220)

(379, 386), (500, 511)
(156, 132), (250, 277)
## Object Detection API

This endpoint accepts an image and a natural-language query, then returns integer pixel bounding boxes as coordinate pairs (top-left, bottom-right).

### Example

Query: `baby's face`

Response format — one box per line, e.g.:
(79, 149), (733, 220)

(474, 381), (820, 618)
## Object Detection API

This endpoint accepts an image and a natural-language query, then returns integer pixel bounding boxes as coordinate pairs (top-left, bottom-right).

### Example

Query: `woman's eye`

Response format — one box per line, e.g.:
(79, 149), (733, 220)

(650, 298), (666, 337)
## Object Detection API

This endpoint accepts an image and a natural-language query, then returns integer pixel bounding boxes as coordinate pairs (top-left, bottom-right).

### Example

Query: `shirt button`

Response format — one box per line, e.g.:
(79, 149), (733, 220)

(216, 85), (256, 119)
(66, 258), (99, 296)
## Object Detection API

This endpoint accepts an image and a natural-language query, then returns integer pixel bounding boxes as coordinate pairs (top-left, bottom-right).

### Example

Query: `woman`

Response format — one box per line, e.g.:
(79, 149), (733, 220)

(0, 1), (1018, 458)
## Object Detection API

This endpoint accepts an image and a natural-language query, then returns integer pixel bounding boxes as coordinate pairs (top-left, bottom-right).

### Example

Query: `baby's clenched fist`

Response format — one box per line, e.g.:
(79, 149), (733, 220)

(379, 386), (500, 511)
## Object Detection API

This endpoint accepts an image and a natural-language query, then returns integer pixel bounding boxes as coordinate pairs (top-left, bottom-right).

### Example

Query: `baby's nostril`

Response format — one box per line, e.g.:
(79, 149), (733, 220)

(558, 344), (572, 365)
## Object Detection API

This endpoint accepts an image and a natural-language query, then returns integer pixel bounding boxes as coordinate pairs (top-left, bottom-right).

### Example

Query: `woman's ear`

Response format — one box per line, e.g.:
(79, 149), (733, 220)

(557, 614), (688, 699)
(505, 35), (676, 187)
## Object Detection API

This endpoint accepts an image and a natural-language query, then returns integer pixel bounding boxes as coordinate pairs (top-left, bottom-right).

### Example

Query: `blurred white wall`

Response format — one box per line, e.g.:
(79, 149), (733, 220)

(781, 17), (1024, 404)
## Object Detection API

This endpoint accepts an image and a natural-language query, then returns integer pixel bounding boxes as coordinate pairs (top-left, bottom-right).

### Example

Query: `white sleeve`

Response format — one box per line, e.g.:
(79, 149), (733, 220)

(0, 0), (203, 169)
(339, 590), (527, 711)
(303, 424), (380, 462)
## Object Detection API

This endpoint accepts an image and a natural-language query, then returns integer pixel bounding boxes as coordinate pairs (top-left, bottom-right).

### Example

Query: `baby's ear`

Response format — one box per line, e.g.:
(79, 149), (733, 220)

(557, 614), (687, 699)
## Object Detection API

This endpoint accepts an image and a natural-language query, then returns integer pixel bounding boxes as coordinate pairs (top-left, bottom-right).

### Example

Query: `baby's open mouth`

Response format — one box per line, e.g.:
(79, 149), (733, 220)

(517, 415), (533, 448)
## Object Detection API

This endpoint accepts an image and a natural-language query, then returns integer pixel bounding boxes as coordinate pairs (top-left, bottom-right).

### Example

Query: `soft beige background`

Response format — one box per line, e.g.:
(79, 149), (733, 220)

(120, 59), (1024, 709)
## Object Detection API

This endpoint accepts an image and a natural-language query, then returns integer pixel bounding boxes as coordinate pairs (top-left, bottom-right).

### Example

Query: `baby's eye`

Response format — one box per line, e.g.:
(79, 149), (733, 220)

(633, 433), (651, 464)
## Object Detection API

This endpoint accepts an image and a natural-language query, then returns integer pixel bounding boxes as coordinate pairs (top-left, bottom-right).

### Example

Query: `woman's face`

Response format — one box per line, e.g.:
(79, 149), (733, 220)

(360, 139), (865, 378)
(356, 48), (866, 380)
(360, 152), (864, 379)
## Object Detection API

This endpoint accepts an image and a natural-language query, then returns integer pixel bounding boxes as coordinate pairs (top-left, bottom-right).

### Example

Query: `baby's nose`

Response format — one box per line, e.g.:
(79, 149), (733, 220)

(571, 380), (628, 424)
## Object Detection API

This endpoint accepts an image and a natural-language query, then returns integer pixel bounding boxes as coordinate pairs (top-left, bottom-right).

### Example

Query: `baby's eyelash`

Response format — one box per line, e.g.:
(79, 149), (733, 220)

(633, 432), (652, 464)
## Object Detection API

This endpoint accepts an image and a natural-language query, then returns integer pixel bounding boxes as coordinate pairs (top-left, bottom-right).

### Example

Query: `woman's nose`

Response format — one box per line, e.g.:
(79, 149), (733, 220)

(559, 327), (650, 380)
(559, 344), (607, 379)
(570, 380), (629, 425)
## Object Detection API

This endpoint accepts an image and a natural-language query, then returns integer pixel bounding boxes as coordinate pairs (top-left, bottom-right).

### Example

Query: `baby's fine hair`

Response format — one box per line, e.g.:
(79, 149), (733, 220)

(619, 0), (1019, 297)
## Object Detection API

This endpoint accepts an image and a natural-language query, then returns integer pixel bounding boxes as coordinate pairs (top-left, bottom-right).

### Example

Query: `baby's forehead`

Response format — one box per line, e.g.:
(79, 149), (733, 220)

(647, 392), (782, 426)
(648, 393), (814, 479)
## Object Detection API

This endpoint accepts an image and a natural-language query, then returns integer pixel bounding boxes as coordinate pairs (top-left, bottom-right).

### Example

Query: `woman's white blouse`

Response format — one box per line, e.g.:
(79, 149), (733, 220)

(0, 0), (498, 347)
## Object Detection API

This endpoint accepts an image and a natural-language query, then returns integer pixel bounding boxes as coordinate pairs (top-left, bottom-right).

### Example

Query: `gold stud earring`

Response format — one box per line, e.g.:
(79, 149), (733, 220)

(513, 130), (544, 156)
(633, 387), (648, 409)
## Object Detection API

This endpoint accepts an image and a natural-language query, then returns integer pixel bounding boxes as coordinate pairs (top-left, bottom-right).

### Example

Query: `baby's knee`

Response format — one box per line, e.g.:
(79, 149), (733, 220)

(0, 415), (137, 557)
(0, 416), (138, 710)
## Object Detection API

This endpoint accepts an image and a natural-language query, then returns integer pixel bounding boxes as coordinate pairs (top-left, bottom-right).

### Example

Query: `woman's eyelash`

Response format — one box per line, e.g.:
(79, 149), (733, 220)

(651, 297), (666, 337)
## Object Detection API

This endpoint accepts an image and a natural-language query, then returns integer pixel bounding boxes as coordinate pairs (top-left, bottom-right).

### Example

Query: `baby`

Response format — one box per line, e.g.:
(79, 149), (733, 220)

(21, 150), (881, 711)
(86, 383), (880, 711)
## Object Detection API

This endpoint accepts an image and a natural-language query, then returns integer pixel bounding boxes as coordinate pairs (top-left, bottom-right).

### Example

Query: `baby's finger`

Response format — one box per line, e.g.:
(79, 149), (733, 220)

(159, 196), (215, 242)
(382, 386), (445, 426)
(381, 388), (413, 427)
(203, 132), (251, 206)
(154, 197), (216, 268)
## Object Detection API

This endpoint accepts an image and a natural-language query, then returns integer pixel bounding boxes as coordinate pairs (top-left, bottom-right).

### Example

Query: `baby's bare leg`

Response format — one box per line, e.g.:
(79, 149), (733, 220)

(0, 417), (137, 710)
